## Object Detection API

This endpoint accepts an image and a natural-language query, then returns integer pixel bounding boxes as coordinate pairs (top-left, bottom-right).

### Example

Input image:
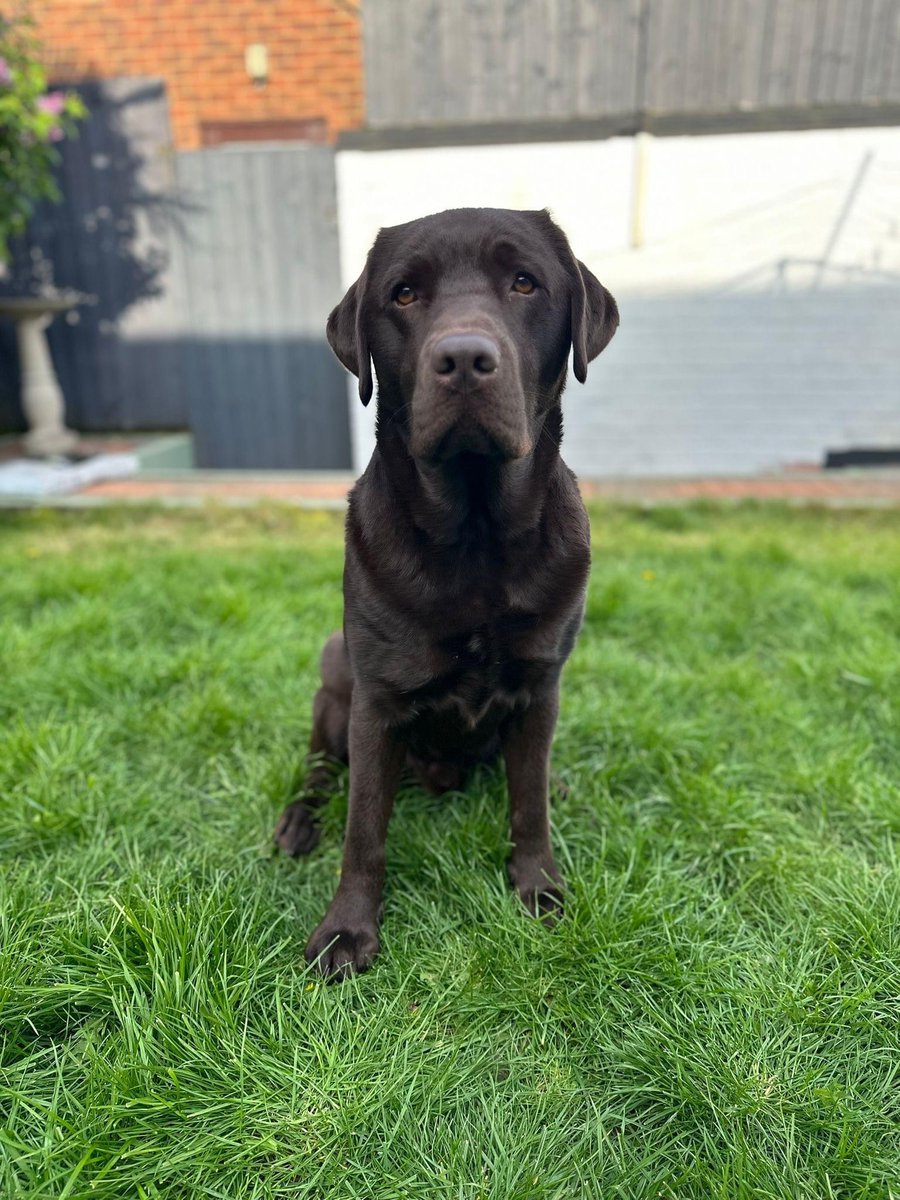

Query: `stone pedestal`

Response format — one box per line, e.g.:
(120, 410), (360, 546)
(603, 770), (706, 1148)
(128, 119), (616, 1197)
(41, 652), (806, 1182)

(0, 295), (80, 457)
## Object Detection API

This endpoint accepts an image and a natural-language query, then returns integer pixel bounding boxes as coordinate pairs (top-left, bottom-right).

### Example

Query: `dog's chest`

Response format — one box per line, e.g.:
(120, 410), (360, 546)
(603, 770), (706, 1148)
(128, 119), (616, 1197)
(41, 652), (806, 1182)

(406, 611), (553, 729)
(438, 614), (533, 678)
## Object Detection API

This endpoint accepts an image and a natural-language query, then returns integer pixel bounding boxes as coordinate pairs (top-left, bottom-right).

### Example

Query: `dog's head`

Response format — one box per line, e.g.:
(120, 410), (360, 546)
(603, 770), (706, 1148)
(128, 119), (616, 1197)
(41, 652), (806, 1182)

(327, 208), (618, 462)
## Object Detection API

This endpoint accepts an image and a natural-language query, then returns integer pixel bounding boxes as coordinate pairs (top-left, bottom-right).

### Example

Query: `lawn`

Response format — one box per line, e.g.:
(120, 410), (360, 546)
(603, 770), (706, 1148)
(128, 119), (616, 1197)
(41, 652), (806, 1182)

(1, 501), (898, 1199)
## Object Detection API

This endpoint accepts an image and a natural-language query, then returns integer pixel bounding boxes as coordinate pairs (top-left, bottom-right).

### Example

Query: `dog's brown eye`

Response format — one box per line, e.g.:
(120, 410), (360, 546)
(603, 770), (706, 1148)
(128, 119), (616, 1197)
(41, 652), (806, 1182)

(395, 285), (417, 306)
(512, 273), (536, 295)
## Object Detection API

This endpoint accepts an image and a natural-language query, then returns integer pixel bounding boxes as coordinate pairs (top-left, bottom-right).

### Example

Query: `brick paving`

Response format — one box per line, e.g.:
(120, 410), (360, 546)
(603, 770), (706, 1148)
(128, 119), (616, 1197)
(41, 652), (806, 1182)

(579, 474), (900, 506)
(3, 431), (897, 507)
(71, 471), (900, 508)
(83, 477), (353, 503)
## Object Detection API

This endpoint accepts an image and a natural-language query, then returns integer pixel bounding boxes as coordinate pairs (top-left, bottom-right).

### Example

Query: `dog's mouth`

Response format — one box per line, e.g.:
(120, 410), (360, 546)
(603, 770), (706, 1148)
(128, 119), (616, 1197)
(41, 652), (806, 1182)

(410, 400), (533, 464)
(428, 420), (521, 463)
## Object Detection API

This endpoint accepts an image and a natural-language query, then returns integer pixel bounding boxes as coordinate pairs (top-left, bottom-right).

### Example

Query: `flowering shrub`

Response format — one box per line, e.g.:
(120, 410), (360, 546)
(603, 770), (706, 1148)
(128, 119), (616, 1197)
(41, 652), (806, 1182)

(0, 13), (85, 262)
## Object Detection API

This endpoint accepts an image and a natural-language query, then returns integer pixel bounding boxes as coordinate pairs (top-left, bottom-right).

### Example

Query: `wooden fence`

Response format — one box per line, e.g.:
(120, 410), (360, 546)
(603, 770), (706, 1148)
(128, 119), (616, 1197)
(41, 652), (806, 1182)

(174, 143), (349, 469)
(361, 0), (900, 129)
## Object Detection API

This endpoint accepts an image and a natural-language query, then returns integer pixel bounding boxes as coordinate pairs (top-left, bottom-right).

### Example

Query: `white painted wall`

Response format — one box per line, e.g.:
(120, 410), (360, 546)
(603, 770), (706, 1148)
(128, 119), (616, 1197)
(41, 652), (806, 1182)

(335, 127), (900, 476)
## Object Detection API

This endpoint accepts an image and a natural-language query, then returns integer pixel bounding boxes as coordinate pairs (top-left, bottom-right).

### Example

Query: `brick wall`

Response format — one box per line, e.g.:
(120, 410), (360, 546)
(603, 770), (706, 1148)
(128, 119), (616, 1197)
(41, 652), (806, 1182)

(32, 0), (364, 148)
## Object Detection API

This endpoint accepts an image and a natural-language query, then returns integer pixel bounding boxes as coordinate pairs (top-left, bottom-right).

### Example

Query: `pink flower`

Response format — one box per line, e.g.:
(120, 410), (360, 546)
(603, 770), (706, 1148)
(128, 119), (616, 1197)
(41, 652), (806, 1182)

(46, 124), (64, 142)
(0, 57), (11, 85)
(38, 90), (65, 115)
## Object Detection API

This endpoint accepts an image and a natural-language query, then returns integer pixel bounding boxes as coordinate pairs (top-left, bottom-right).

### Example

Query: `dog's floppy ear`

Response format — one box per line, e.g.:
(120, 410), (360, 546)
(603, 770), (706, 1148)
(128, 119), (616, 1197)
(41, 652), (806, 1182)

(570, 259), (619, 384)
(326, 272), (373, 406)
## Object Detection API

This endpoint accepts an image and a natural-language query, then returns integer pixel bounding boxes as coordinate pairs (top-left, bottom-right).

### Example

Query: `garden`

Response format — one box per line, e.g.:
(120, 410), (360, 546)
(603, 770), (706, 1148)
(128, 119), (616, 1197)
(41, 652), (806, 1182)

(1, 501), (897, 1198)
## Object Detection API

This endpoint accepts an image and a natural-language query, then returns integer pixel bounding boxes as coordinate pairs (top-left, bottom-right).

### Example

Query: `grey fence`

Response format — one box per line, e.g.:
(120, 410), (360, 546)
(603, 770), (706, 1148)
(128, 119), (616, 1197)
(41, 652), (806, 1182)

(0, 78), (351, 469)
(362, 0), (900, 129)
(175, 144), (349, 470)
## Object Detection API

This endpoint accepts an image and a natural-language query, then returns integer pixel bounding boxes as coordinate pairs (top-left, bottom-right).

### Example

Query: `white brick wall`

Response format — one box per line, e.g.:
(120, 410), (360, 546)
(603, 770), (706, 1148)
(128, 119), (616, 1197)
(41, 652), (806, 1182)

(336, 127), (900, 476)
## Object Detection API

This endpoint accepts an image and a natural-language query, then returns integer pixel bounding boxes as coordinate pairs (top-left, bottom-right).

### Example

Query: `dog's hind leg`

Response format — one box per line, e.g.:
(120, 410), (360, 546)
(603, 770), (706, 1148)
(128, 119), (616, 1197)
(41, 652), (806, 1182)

(274, 632), (352, 856)
(305, 632), (353, 790)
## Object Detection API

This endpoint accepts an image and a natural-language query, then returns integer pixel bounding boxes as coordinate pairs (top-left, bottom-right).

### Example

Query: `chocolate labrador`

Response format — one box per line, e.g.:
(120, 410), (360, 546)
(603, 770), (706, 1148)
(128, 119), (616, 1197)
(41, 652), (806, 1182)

(275, 207), (618, 980)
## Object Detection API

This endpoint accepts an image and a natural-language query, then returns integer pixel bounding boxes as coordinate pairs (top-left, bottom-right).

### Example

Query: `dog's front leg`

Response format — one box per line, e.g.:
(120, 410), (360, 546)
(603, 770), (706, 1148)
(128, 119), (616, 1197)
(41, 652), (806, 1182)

(502, 686), (564, 921)
(305, 695), (404, 980)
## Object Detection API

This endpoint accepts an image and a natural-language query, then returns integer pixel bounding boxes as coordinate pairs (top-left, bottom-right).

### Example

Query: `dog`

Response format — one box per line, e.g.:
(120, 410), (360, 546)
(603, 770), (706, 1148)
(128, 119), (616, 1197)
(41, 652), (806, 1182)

(275, 207), (618, 980)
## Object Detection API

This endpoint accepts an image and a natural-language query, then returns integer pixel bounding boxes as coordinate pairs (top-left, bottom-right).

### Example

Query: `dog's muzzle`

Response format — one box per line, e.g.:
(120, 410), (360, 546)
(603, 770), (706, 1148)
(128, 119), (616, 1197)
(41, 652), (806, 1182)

(410, 330), (531, 462)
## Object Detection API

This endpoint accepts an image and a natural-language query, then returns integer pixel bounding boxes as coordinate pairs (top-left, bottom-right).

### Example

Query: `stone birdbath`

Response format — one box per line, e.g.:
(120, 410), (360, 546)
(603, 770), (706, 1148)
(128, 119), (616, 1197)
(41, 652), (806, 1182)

(0, 292), (81, 457)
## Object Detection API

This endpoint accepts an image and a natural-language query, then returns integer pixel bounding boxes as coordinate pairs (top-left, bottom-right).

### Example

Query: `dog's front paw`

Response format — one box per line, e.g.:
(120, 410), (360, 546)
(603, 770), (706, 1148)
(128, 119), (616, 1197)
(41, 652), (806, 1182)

(305, 922), (379, 982)
(519, 884), (564, 924)
(509, 856), (564, 925)
(274, 801), (321, 857)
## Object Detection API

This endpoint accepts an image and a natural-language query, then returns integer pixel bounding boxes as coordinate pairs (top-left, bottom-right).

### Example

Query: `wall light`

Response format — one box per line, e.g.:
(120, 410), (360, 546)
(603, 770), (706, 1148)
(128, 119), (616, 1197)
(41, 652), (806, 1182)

(245, 43), (268, 86)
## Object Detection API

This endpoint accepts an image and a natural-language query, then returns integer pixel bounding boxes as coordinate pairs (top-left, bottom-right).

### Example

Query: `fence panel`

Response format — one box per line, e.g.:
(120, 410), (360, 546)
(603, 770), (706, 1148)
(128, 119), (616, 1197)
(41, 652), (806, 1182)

(363, 0), (644, 126)
(362, 0), (900, 128)
(174, 143), (350, 469)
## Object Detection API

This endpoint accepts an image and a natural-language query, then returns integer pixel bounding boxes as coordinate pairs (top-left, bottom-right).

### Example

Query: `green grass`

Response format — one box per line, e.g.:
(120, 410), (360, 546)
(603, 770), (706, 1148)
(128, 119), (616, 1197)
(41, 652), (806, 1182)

(1, 501), (898, 1199)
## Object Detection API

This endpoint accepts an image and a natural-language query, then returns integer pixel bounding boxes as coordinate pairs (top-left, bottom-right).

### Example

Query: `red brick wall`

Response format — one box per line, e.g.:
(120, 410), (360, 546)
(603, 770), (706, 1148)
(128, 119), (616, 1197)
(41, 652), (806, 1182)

(31, 0), (364, 148)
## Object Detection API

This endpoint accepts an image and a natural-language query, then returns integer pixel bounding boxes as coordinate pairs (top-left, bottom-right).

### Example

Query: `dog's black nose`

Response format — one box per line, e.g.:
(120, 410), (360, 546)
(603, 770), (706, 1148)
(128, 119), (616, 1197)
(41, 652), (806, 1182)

(431, 334), (499, 386)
